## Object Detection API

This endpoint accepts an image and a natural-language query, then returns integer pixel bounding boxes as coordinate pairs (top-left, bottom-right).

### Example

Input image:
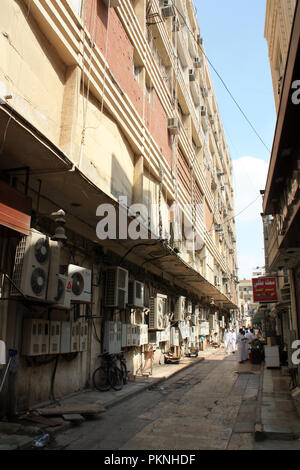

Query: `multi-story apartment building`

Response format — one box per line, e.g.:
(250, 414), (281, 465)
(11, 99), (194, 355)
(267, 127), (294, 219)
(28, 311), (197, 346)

(238, 279), (259, 328)
(263, 0), (299, 366)
(0, 0), (238, 416)
(265, 0), (297, 112)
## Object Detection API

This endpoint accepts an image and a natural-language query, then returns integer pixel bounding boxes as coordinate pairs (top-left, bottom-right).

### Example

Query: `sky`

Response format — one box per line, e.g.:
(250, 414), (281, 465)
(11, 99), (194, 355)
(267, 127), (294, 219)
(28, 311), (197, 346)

(194, 0), (277, 280)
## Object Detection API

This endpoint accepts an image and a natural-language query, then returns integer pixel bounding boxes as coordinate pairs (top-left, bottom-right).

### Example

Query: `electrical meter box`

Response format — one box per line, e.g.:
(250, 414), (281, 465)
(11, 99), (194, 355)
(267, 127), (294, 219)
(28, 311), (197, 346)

(60, 321), (71, 354)
(22, 319), (50, 356)
(49, 321), (61, 354)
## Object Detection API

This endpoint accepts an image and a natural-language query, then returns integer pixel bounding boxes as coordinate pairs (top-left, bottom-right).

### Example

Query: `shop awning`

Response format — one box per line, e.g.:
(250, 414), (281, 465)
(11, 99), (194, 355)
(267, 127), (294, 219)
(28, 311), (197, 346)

(0, 180), (31, 236)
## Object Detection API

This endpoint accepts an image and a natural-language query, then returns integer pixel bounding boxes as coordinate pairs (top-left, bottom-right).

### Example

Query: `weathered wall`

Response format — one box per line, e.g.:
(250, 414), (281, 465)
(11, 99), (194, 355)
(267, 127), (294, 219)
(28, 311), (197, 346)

(0, 0), (66, 145)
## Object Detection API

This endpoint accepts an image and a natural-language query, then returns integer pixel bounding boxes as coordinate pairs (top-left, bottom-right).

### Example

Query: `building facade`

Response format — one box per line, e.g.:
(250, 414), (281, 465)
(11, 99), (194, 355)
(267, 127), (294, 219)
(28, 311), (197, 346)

(238, 279), (259, 328)
(0, 0), (238, 417)
(263, 0), (299, 369)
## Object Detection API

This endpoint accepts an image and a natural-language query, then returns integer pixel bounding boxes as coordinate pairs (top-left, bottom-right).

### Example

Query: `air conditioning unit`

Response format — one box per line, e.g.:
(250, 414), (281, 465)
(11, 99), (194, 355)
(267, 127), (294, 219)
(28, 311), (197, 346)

(46, 239), (61, 300)
(170, 327), (179, 346)
(174, 296), (186, 321)
(201, 87), (208, 97)
(172, 16), (180, 31)
(215, 224), (223, 233)
(186, 300), (193, 314)
(149, 294), (167, 329)
(160, 0), (175, 17)
(22, 318), (50, 356)
(197, 34), (203, 46)
(201, 106), (206, 116)
(215, 276), (221, 286)
(193, 57), (202, 69)
(167, 117), (180, 135)
(105, 267), (128, 308)
(47, 273), (72, 309)
(128, 280), (144, 308)
(11, 229), (51, 300)
(199, 321), (209, 336)
(229, 249), (234, 255)
(102, 0), (120, 7)
(68, 265), (92, 303)
(189, 69), (196, 82)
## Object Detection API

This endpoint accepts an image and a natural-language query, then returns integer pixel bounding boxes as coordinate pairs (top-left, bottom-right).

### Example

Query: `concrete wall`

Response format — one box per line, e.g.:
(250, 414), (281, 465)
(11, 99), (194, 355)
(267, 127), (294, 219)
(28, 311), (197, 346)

(0, 0), (66, 145)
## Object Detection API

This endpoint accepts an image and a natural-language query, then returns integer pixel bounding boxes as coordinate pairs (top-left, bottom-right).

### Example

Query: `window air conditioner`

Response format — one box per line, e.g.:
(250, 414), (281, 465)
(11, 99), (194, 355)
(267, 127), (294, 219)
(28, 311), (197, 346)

(201, 87), (208, 97)
(193, 57), (202, 69)
(160, 0), (175, 17)
(104, 266), (128, 308)
(201, 106), (206, 116)
(172, 16), (180, 32)
(102, 0), (120, 7)
(167, 117), (180, 135)
(189, 69), (196, 82)
(197, 34), (203, 46)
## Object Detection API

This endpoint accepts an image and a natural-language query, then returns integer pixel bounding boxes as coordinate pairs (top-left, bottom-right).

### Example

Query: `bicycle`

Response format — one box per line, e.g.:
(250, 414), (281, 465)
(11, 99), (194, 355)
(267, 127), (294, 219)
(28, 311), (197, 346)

(92, 353), (123, 392)
(117, 352), (129, 385)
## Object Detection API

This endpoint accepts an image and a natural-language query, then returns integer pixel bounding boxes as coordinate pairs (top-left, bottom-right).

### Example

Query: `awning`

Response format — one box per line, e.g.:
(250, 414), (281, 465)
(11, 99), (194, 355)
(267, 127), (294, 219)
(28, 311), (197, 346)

(0, 180), (31, 236)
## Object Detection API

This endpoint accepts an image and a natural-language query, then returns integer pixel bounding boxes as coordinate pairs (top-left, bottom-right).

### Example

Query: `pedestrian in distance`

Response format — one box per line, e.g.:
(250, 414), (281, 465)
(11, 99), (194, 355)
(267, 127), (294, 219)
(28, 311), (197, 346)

(237, 328), (248, 363)
(231, 329), (237, 354)
(223, 328), (232, 354)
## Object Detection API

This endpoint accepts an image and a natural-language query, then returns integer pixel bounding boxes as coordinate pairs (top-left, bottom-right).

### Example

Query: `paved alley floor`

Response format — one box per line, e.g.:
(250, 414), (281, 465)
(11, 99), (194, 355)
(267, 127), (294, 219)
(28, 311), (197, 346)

(50, 350), (266, 450)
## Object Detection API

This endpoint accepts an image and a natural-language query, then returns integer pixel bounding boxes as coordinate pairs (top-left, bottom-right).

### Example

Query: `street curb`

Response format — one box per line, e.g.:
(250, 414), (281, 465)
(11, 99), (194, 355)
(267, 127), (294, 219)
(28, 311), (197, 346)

(254, 363), (266, 442)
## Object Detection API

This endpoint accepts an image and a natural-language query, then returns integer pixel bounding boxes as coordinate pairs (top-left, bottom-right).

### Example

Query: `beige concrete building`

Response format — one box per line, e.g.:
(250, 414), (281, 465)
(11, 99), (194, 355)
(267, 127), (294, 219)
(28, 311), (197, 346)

(0, 0), (238, 416)
(263, 0), (300, 370)
(238, 279), (259, 328)
(264, 0), (297, 111)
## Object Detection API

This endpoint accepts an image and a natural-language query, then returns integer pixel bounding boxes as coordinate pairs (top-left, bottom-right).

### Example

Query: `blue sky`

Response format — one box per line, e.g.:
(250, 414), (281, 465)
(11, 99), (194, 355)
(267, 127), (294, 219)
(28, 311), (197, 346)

(194, 0), (277, 279)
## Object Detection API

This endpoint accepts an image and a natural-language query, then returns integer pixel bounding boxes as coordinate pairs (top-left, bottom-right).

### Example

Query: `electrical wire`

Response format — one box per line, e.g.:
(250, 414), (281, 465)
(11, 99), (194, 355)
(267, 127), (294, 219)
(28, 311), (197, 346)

(170, 0), (271, 154)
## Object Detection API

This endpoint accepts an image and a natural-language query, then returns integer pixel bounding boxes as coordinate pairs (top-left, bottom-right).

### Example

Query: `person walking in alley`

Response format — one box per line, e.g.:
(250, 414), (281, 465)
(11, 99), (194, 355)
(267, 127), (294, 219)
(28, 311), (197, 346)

(231, 329), (237, 354)
(237, 329), (248, 363)
(223, 328), (232, 354)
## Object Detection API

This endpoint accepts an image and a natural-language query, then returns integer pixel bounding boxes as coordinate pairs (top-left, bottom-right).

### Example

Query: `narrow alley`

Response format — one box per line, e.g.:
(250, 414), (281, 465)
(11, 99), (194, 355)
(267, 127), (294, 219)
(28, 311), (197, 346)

(43, 350), (300, 451)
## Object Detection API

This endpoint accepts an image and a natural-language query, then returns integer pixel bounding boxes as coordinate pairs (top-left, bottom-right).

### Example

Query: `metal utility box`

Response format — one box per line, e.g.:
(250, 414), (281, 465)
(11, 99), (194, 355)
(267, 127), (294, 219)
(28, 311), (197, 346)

(103, 321), (122, 354)
(49, 321), (61, 354)
(71, 321), (80, 352)
(79, 319), (88, 352)
(60, 321), (71, 354)
(22, 319), (50, 356)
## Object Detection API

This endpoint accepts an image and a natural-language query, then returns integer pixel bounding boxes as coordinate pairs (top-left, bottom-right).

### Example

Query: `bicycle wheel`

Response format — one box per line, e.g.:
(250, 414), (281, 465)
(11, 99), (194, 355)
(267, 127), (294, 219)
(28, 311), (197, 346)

(92, 366), (110, 392)
(108, 366), (123, 391)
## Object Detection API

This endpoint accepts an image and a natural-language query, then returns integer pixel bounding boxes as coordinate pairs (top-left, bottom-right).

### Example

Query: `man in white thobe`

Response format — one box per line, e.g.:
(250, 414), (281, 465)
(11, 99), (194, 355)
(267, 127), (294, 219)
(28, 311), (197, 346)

(237, 329), (248, 363)
(223, 329), (232, 354)
(231, 329), (237, 354)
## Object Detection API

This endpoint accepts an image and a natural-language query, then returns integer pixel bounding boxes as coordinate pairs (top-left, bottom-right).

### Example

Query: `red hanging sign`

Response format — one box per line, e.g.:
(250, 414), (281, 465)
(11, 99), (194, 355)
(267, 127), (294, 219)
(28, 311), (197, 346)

(252, 277), (278, 303)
